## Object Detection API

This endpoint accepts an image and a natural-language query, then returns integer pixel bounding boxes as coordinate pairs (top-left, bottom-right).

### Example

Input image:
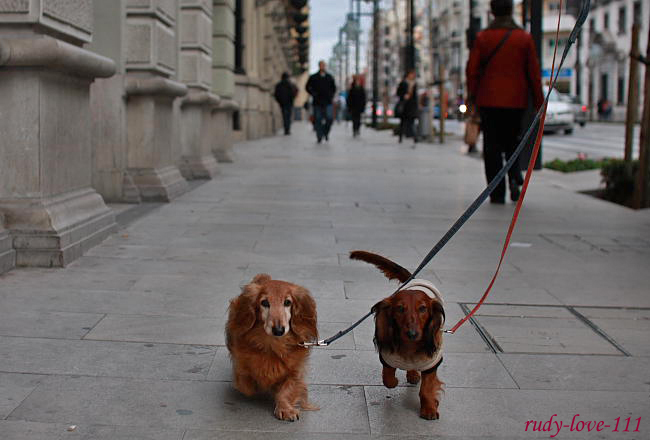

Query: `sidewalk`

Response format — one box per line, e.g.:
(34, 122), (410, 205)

(1, 122), (649, 439)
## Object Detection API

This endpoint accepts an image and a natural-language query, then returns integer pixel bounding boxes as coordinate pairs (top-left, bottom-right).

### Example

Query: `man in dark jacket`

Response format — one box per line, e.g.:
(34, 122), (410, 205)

(306, 60), (337, 143)
(274, 72), (297, 135)
(466, 0), (544, 204)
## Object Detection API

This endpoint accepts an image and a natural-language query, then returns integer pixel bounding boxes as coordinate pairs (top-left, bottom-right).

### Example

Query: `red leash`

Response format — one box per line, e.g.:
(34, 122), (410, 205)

(446, 5), (563, 334)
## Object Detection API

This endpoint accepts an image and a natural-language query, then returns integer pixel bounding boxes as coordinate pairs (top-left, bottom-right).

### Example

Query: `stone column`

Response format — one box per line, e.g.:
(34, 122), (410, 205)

(0, 0), (118, 267)
(88, 0), (140, 203)
(124, 0), (189, 201)
(178, 0), (220, 179)
(212, 0), (238, 161)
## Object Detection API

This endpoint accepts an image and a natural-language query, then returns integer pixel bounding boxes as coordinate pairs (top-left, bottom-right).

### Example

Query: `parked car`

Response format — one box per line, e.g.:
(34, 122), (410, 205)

(543, 86), (575, 134)
(568, 95), (588, 127)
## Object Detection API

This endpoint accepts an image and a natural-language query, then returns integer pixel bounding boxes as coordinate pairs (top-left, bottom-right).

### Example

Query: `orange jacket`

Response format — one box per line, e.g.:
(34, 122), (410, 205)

(466, 27), (544, 110)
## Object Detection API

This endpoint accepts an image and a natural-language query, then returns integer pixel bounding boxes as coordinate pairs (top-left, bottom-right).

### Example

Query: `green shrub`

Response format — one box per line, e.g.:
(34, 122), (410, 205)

(544, 157), (605, 172)
(600, 159), (639, 206)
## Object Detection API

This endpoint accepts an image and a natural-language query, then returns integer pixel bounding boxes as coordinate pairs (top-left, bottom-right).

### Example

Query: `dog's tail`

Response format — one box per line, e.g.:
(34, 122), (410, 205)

(349, 250), (412, 283)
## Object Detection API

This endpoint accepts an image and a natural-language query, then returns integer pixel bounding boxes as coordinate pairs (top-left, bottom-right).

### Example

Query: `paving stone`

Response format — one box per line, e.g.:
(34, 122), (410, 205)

(0, 373), (46, 418)
(473, 315), (621, 355)
(498, 354), (650, 391)
(0, 337), (216, 380)
(0, 308), (104, 339)
(0, 420), (184, 440)
(365, 386), (650, 437)
(575, 307), (650, 356)
(8, 377), (370, 434)
(84, 315), (226, 346)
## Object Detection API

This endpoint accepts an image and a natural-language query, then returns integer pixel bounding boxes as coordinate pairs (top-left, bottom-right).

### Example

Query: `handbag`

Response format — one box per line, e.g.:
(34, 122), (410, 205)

(464, 111), (481, 146)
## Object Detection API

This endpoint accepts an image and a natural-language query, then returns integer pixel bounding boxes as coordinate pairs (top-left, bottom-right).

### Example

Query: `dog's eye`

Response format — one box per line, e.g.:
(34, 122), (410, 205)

(397, 305), (405, 313)
(418, 305), (427, 313)
(284, 299), (292, 307)
(261, 299), (270, 308)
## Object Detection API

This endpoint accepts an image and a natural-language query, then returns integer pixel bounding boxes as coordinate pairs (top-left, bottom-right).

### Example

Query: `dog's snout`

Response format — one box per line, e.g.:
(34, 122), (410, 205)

(406, 330), (419, 340)
(272, 325), (286, 337)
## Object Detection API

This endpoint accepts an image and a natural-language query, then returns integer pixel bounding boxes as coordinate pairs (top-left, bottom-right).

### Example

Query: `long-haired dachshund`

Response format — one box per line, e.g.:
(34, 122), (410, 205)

(226, 274), (318, 421)
(350, 251), (445, 420)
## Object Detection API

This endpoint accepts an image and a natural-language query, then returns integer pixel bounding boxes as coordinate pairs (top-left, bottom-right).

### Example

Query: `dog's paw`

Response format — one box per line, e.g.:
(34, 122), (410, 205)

(383, 375), (399, 388)
(419, 407), (440, 420)
(406, 370), (421, 384)
(274, 405), (300, 422)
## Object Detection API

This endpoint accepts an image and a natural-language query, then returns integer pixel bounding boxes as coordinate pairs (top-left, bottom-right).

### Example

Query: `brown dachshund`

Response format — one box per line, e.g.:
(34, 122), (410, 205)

(350, 251), (445, 420)
(226, 274), (319, 421)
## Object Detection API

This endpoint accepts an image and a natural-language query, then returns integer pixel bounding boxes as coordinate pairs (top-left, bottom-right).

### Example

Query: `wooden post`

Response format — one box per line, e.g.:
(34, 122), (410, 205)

(633, 25), (650, 209)
(439, 62), (445, 144)
(624, 22), (640, 162)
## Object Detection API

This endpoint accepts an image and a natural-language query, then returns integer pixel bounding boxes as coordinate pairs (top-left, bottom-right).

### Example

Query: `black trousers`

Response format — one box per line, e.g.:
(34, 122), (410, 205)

(350, 111), (362, 135)
(399, 116), (417, 143)
(281, 105), (292, 134)
(479, 107), (525, 201)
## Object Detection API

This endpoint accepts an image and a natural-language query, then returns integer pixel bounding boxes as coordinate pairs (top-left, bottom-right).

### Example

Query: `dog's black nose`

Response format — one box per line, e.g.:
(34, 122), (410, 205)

(272, 326), (285, 336)
(407, 330), (418, 340)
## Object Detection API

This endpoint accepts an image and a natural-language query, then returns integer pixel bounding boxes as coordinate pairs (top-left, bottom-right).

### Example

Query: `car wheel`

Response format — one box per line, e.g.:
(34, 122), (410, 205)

(579, 122), (585, 127)
(564, 128), (574, 135)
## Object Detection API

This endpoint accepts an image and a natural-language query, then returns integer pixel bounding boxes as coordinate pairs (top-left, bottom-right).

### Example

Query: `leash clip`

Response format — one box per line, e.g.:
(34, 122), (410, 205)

(299, 339), (328, 348)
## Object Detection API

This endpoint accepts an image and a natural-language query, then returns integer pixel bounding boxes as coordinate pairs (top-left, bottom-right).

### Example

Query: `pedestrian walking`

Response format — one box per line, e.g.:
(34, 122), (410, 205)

(274, 72), (297, 135)
(346, 75), (367, 137)
(306, 60), (337, 143)
(466, 0), (544, 204)
(396, 69), (419, 144)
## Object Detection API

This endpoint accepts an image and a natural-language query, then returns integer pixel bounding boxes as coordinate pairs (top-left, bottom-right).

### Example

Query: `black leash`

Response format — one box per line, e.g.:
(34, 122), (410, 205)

(300, 0), (591, 348)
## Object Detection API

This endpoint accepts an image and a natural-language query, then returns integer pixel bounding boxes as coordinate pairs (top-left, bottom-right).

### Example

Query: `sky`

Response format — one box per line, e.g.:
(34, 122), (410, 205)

(309, 0), (375, 74)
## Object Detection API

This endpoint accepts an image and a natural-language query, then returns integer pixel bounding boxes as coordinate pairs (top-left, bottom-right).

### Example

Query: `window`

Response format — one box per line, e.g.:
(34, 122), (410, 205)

(234, 0), (245, 74)
(603, 12), (609, 30)
(384, 26), (390, 35)
(589, 18), (595, 38)
(617, 76), (625, 105)
(619, 6), (626, 34)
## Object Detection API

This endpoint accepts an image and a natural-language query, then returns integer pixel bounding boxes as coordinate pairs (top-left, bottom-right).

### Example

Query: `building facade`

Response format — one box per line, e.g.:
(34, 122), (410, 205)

(0, 0), (308, 273)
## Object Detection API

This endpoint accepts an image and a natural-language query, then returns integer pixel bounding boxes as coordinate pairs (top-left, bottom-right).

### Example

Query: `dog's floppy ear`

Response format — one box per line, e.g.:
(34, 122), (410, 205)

(372, 298), (398, 353)
(226, 277), (265, 336)
(349, 251), (412, 283)
(423, 300), (445, 357)
(290, 285), (318, 342)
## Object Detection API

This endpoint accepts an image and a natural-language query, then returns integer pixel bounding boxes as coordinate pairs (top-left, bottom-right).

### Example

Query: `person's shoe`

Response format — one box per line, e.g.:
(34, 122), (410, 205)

(325, 134), (329, 141)
(317, 136), (322, 144)
(509, 180), (521, 202)
(490, 197), (505, 205)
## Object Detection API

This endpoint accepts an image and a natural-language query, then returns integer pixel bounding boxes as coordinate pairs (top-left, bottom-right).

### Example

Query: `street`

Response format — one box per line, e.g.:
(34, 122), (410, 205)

(1, 123), (649, 439)
(445, 120), (640, 162)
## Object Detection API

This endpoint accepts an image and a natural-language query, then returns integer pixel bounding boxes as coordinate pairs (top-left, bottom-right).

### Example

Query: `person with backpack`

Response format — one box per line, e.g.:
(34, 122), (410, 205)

(274, 72), (298, 135)
(466, 0), (544, 204)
